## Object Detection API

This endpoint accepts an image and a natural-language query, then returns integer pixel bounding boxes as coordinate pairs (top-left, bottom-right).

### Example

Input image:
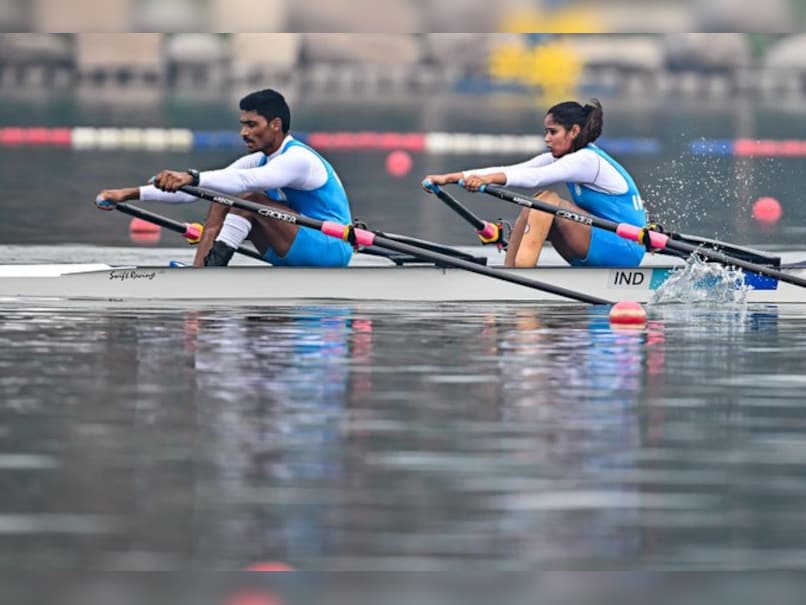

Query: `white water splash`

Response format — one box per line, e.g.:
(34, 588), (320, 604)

(642, 149), (790, 240)
(643, 153), (722, 234)
(650, 254), (752, 306)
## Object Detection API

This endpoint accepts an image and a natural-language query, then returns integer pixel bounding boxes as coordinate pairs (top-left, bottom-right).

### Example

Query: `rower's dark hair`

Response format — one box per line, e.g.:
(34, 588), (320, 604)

(547, 98), (603, 151)
(239, 89), (291, 133)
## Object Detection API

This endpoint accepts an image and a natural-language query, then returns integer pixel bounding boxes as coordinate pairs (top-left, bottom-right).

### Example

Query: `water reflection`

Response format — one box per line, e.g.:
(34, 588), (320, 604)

(185, 306), (366, 566)
(0, 304), (373, 569)
(437, 307), (654, 566)
(3, 302), (806, 572)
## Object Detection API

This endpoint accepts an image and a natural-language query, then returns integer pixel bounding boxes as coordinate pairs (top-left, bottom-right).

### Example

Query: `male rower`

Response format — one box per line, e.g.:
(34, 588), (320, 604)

(95, 88), (354, 268)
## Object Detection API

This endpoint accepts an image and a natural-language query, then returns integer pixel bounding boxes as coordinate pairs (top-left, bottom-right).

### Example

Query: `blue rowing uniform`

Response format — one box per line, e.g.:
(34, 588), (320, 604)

(259, 139), (353, 267)
(566, 144), (646, 267)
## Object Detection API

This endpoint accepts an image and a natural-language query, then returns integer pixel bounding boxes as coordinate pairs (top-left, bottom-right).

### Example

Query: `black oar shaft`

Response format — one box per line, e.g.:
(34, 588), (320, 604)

(483, 184), (620, 231)
(647, 235), (806, 288)
(425, 181), (505, 245)
(481, 184), (806, 290)
(116, 203), (195, 234)
(435, 188), (487, 230)
(180, 185), (610, 305)
(114, 202), (267, 262)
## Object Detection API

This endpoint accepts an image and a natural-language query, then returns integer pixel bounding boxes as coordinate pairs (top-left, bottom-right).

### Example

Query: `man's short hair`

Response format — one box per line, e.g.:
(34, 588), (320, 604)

(239, 89), (291, 133)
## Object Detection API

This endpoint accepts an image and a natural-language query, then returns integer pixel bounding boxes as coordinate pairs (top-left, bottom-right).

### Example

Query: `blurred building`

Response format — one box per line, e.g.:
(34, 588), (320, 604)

(1, 32), (806, 101)
(1, 0), (804, 33)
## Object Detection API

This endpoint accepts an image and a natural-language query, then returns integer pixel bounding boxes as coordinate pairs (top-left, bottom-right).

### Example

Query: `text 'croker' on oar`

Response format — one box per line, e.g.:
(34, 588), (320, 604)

(97, 197), (268, 263)
(472, 183), (806, 290)
(179, 184), (612, 305)
(422, 179), (508, 248)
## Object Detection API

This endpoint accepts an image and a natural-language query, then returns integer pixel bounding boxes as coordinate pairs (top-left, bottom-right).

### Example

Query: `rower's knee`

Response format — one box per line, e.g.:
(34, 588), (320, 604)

(534, 190), (565, 206)
(229, 192), (270, 220)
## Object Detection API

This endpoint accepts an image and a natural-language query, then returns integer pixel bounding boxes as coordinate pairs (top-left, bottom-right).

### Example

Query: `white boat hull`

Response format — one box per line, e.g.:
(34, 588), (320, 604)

(1, 262), (804, 305)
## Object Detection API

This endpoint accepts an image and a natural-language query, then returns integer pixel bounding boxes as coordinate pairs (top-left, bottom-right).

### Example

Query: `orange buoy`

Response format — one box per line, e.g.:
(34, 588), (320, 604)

(128, 218), (161, 244)
(609, 301), (647, 327)
(244, 561), (294, 572)
(385, 150), (413, 177)
(128, 217), (161, 244)
(223, 562), (294, 605)
(752, 196), (782, 224)
(129, 217), (161, 234)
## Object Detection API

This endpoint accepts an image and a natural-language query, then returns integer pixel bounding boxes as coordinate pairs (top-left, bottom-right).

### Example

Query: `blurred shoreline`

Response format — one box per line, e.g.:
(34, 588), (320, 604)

(1, 0), (804, 33)
(3, 33), (806, 104)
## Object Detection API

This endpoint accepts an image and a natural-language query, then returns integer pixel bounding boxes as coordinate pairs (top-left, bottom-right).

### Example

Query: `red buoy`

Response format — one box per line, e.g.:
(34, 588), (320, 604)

(752, 196), (782, 224)
(385, 149), (413, 177)
(609, 301), (647, 327)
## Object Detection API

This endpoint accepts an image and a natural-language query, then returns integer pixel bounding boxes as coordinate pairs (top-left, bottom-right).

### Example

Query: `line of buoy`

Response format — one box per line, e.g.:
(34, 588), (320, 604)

(0, 127), (663, 155)
(690, 138), (806, 157)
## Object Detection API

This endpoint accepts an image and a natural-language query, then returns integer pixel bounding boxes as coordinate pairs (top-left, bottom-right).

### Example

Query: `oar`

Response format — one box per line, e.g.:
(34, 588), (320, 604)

(110, 197), (487, 267)
(367, 231), (487, 264)
(112, 202), (268, 263)
(474, 183), (806, 290)
(422, 179), (507, 248)
(179, 185), (611, 305)
(649, 231), (780, 266)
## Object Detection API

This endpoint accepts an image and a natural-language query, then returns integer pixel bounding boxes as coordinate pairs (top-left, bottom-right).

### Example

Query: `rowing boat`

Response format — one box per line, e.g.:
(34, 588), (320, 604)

(2, 250), (804, 304)
(14, 185), (797, 306)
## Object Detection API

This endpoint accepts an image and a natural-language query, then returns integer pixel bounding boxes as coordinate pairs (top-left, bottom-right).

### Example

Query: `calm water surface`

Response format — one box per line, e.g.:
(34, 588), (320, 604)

(2, 296), (806, 575)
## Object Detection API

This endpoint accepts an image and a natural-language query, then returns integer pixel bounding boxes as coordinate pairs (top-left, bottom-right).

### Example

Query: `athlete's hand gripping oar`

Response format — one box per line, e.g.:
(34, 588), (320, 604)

(422, 179), (508, 248)
(179, 185), (612, 305)
(95, 196), (268, 263)
(471, 183), (806, 290)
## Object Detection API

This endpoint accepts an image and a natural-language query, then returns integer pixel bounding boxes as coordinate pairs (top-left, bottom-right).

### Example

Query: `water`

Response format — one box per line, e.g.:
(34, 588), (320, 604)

(2, 297), (806, 574)
(650, 255), (753, 305)
(4, 94), (806, 599)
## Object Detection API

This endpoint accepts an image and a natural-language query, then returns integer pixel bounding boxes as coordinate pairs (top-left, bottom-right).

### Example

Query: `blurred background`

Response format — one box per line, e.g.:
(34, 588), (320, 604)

(2, 0), (806, 32)
(2, 29), (806, 250)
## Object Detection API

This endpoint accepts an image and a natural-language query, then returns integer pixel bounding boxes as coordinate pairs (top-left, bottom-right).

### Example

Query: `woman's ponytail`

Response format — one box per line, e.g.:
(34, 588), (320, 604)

(577, 98), (603, 149)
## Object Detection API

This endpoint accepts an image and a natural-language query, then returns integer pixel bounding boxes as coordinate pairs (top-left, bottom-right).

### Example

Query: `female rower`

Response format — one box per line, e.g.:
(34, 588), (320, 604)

(423, 98), (647, 268)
